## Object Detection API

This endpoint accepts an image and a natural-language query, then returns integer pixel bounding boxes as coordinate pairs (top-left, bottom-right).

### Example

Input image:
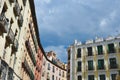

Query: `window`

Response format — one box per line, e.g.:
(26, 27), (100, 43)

(59, 70), (61, 76)
(108, 43), (115, 53)
(109, 58), (117, 69)
(78, 75), (82, 80)
(97, 45), (103, 55)
(47, 72), (50, 80)
(77, 61), (81, 72)
(52, 75), (54, 80)
(88, 75), (94, 80)
(88, 60), (94, 70)
(87, 47), (93, 56)
(48, 63), (50, 70)
(62, 71), (64, 77)
(42, 71), (45, 77)
(98, 59), (104, 70)
(2, 2), (8, 13)
(53, 66), (55, 72)
(77, 48), (81, 58)
(99, 74), (105, 80)
(111, 74), (117, 80)
(22, 0), (27, 6)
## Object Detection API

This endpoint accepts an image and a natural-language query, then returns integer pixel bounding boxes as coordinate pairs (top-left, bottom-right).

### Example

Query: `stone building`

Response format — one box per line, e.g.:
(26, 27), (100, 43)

(0, 0), (43, 80)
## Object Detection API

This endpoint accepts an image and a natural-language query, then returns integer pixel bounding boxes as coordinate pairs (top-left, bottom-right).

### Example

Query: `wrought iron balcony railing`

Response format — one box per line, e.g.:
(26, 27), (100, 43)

(77, 67), (81, 72)
(0, 13), (9, 34)
(6, 28), (15, 44)
(22, 59), (34, 80)
(88, 67), (94, 71)
(12, 39), (19, 53)
(87, 52), (93, 56)
(107, 48), (116, 54)
(25, 40), (36, 66)
(97, 65), (105, 70)
(109, 64), (118, 69)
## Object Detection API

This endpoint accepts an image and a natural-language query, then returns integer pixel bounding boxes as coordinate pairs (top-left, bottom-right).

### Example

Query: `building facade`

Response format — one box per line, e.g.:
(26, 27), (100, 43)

(67, 36), (120, 80)
(0, 0), (43, 80)
(41, 51), (67, 80)
(35, 47), (43, 80)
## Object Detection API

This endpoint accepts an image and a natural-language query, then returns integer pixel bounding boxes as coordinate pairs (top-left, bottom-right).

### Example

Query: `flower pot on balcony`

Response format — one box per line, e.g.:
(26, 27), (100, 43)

(12, 39), (18, 53)
(0, 14), (9, 34)
(13, 3), (20, 16)
(6, 29), (14, 44)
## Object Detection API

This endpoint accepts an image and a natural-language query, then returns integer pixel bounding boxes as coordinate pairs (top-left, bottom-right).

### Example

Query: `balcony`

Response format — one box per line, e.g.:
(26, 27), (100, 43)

(18, 14), (23, 27)
(25, 40), (36, 66)
(62, 73), (65, 77)
(97, 65), (105, 70)
(22, 0), (27, 6)
(87, 52), (93, 56)
(87, 47), (93, 56)
(36, 65), (41, 72)
(0, 13), (9, 34)
(88, 67), (94, 71)
(22, 59), (34, 80)
(12, 39), (18, 53)
(29, 70), (34, 80)
(77, 67), (81, 72)
(77, 53), (81, 58)
(6, 29), (14, 44)
(29, 23), (38, 52)
(47, 76), (50, 80)
(108, 49), (116, 54)
(109, 64), (118, 69)
(108, 43), (116, 54)
(13, 3), (20, 16)
(8, 67), (13, 80)
(9, 0), (15, 3)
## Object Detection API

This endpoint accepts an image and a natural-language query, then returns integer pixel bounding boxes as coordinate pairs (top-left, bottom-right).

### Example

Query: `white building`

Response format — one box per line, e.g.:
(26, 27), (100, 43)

(67, 36), (120, 80)
(41, 51), (67, 80)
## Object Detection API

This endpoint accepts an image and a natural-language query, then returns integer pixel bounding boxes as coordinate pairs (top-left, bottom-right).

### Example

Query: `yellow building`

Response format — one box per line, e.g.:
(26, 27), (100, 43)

(0, 0), (39, 80)
(67, 36), (120, 80)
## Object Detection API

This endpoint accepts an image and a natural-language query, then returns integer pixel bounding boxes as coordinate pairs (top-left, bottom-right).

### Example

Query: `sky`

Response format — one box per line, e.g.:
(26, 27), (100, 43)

(34, 0), (120, 62)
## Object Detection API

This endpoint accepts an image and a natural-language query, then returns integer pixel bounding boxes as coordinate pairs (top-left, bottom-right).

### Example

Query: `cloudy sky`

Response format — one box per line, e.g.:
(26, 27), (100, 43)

(34, 0), (120, 62)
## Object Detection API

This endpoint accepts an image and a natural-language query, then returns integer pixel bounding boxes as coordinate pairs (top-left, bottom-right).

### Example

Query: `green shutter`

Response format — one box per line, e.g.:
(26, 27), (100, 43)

(98, 60), (101, 69)
(88, 61), (93, 70)
(97, 45), (103, 55)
